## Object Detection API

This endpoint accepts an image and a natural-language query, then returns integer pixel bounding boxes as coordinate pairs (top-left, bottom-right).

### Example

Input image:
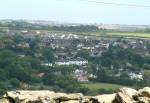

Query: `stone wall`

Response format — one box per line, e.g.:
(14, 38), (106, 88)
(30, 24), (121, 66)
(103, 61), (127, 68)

(0, 87), (150, 103)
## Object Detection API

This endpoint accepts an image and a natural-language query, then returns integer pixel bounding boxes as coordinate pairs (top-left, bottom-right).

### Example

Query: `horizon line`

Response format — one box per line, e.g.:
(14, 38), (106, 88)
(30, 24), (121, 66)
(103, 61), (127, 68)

(0, 19), (150, 26)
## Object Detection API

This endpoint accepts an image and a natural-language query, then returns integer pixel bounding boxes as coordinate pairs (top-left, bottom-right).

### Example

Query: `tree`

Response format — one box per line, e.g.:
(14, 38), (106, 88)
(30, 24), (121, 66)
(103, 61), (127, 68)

(97, 68), (107, 82)
(13, 34), (25, 44)
(143, 64), (150, 70)
(41, 48), (55, 62)
(0, 69), (8, 80)
(29, 39), (40, 52)
(0, 82), (7, 96)
(77, 49), (90, 59)
(143, 70), (150, 83)
(0, 50), (16, 68)
(10, 78), (20, 88)
(7, 62), (31, 82)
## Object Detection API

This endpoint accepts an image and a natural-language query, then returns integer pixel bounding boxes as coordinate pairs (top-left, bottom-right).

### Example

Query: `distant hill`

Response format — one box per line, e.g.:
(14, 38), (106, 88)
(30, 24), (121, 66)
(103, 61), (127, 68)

(1, 19), (150, 32)
(96, 24), (150, 32)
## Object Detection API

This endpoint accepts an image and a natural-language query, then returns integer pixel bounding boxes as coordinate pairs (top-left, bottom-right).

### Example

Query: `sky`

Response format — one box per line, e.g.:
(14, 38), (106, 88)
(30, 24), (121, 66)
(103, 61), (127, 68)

(0, 0), (150, 25)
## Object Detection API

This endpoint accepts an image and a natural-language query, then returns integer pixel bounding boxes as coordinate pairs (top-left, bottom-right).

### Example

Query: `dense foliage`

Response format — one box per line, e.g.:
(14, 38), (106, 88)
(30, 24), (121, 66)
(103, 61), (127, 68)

(0, 35), (89, 95)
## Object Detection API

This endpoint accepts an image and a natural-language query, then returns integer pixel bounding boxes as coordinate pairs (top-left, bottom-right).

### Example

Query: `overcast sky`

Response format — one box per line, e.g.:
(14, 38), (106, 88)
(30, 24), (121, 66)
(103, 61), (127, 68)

(0, 0), (150, 25)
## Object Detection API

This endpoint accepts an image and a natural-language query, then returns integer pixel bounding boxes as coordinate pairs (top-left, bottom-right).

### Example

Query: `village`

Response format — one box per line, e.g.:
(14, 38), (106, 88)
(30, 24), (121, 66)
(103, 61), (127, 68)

(0, 0), (150, 98)
(1, 27), (149, 83)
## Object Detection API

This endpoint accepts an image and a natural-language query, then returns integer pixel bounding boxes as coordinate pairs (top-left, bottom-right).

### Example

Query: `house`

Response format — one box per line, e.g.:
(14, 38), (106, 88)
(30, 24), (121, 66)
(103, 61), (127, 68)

(88, 74), (97, 79)
(21, 30), (28, 33)
(73, 69), (88, 82)
(17, 43), (29, 48)
(37, 73), (45, 78)
(17, 54), (25, 58)
(55, 58), (88, 66)
(73, 34), (79, 39)
(41, 63), (53, 67)
(77, 43), (84, 48)
(98, 43), (109, 49)
(77, 76), (88, 82)
(129, 72), (143, 81)
(122, 44), (128, 49)
(55, 60), (70, 65)
(20, 83), (30, 89)
(36, 31), (41, 34)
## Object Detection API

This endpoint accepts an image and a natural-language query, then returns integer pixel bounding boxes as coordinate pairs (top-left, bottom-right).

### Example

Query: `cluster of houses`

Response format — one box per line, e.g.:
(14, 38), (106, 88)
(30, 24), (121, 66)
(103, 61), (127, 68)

(1, 27), (149, 57)
(129, 72), (143, 81)
(39, 33), (150, 82)
(73, 69), (89, 82)
(40, 33), (149, 58)
(55, 59), (88, 66)
(42, 58), (88, 66)
(1, 28), (150, 82)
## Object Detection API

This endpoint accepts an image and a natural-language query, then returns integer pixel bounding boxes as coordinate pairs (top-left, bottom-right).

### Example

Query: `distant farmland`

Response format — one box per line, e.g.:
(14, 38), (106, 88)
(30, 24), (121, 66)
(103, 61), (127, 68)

(46, 30), (150, 39)
(107, 32), (150, 38)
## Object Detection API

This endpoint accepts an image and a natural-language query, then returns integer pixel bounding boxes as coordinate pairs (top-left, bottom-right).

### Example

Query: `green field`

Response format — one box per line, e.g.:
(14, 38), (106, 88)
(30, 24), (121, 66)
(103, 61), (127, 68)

(71, 31), (150, 39)
(107, 32), (150, 38)
(82, 82), (126, 90)
(58, 31), (150, 38)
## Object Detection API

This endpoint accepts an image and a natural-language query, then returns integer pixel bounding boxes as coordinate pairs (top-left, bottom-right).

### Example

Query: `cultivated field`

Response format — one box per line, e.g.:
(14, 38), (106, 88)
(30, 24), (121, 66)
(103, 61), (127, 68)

(107, 32), (150, 38)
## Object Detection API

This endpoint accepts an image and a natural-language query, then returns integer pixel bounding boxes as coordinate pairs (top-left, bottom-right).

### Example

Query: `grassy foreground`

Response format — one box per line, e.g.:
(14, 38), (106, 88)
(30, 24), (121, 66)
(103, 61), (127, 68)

(82, 82), (125, 90)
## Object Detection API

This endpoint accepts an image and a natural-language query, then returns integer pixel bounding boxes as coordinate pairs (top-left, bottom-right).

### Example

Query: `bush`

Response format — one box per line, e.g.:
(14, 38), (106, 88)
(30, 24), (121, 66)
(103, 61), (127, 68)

(0, 82), (7, 96)
(10, 78), (20, 88)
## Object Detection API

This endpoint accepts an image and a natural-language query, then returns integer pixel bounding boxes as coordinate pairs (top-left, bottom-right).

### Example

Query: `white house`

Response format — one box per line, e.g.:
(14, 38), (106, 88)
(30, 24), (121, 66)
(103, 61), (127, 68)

(42, 63), (53, 67)
(55, 59), (88, 66)
(21, 30), (28, 33)
(129, 72), (143, 80)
